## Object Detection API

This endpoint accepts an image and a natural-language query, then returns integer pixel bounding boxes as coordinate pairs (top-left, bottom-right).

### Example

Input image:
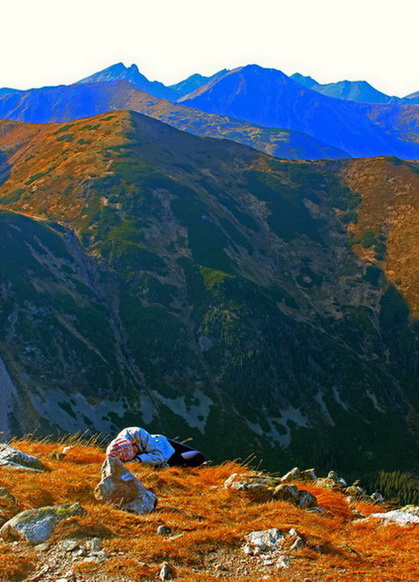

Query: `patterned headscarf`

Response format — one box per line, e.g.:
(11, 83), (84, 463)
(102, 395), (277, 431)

(106, 438), (138, 462)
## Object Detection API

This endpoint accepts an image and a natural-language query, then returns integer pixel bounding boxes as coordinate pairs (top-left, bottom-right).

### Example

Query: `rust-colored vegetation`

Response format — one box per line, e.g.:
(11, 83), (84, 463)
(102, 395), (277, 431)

(343, 157), (419, 316)
(0, 438), (418, 581)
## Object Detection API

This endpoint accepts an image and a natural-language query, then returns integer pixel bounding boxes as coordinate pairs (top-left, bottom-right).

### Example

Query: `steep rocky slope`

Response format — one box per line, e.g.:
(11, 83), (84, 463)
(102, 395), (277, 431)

(0, 112), (417, 476)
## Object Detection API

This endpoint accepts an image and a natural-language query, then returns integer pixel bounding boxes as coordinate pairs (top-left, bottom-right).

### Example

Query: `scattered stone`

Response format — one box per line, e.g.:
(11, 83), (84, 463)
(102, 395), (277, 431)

(86, 537), (102, 552)
(315, 477), (337, 490)
(157, 525), (172, 535)
(290, 536), (305, 550)
(0, 443), (47, 472)
(298, 490), (318, 509)
(95, 457), (157, 514)
(50, 451), (66, 461)
(301, 468), (317, 481)
(164, 533), (184, 542)
(34, 541), (51, 552)
(367, 505), (419, 526)
(244, 528), (284, 553)
(344, 485), (366, 497)
(62, 539), (80, 552)
(159, 561), (174, 580)
(280, 467), (302, 482)
(272, 484), (300, 503)
(279, 467), (317, 482)
(370, 491), (385, 503)
(91, 550), (107, 561)
(224, 473), (280, 502)
(75, 547), (87, 557)
(307, 507), (325, 515)
(82, 556), (101, 563)
(26, 565), (50, 581)
(0, 502), (86, 545)
(276, 555), (291, 568)
(327, 471), (347, 487)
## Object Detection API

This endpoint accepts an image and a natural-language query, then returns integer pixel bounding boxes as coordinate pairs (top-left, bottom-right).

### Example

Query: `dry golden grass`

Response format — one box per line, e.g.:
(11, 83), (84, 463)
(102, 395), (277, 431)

(0, 439), (418, 581)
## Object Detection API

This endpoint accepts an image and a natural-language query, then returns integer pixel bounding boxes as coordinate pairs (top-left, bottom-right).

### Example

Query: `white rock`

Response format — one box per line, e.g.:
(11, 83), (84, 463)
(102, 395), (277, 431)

(95, 457), (157, 514)
(244, 528), (284, 552)
(368, 506), (419, 526)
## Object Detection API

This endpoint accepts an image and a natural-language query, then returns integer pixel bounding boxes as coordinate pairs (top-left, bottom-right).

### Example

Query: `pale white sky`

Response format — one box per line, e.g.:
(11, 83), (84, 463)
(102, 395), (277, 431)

(1, 0), (417, 97)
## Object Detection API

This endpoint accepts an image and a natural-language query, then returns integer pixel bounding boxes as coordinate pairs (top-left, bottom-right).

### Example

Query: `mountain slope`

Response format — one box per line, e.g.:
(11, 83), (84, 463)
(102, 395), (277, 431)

(180, 65), (419, 158)
(0, 112), (417, 475)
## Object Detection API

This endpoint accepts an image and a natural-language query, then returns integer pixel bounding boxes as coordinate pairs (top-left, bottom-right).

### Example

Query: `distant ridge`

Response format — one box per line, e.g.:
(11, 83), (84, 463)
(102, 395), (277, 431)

(291, 73), (419, 104)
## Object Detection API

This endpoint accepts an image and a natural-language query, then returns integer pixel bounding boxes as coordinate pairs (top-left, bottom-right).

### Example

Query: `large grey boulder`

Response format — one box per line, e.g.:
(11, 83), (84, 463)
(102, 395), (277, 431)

(95, 457), (157, 514)
(0, 444), (47, 471)
(0, 503), (86, 545)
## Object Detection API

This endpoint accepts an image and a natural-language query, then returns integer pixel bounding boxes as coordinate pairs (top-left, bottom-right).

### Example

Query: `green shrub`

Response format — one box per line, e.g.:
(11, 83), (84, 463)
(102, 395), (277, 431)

(56, 133), (74, 142)
(359, 230), (379, 248)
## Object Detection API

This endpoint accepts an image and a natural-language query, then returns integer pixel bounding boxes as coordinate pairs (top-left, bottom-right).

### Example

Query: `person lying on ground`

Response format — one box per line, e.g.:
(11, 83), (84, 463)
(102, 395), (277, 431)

(106, 426), (205, 467)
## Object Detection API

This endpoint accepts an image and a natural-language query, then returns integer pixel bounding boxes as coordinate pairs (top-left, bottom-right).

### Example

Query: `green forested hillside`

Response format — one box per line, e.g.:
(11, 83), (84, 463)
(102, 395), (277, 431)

(0, 112), (417, 475)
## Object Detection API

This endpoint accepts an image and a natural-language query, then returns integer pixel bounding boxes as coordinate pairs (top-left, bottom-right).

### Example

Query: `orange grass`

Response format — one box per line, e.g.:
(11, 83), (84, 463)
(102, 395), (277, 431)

(0, 439), (418, 582)
(0, 542), (37, 581)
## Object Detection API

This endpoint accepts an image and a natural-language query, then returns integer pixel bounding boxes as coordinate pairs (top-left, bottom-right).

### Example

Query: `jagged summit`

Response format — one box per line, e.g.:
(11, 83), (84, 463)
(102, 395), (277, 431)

(77, 62), (176, 100)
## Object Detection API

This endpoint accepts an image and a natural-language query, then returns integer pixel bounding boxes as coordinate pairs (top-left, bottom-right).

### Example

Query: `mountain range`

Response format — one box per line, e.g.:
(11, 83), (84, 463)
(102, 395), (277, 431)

(0, 62), (417, 160)
(0, 111), (417, 477)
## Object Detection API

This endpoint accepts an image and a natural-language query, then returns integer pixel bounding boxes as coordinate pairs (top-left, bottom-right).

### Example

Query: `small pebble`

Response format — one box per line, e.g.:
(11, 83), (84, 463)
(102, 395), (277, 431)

(159, 561), (173, 580)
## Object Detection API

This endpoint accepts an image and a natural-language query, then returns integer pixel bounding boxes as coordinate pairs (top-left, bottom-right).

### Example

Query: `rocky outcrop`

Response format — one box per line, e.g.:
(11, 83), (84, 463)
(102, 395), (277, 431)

(366, 506), (419, 526)
(0, 503), (86, 544)
(224, 472), (318, 509)
(95, 457), (157, 514)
